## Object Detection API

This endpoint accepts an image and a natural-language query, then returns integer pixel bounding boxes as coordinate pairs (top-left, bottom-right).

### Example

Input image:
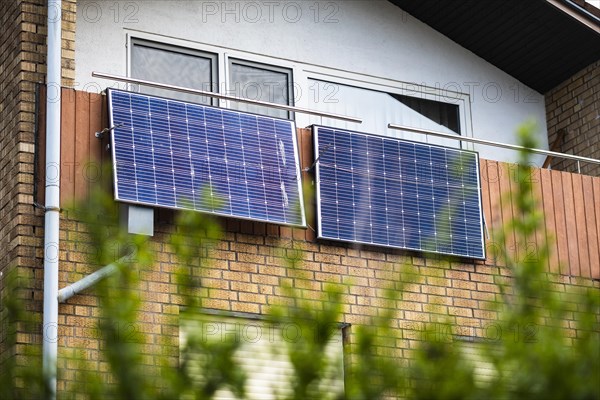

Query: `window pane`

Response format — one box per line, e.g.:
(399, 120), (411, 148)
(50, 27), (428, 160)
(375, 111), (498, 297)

(390, 94), (460, 134)
(229, 61), (292, 119)
(306, 79), (460, 148)
(131, 43), (216, 104)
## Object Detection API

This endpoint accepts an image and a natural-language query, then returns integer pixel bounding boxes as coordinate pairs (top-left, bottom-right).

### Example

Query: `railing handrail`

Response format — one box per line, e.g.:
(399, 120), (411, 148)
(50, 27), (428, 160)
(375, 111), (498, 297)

(387, 123), (600, 168)
(92, 72), (363, 124)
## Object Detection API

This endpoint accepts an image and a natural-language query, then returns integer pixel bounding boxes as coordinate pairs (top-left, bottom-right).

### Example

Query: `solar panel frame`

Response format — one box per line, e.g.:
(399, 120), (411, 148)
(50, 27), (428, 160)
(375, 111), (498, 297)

(313, 125), (486, 260)
(107, 88), (306, 227)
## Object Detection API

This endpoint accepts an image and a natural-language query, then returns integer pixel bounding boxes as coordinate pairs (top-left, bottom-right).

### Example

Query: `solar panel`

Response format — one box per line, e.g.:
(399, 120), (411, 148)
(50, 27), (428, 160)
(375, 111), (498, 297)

(314, 126), (485, 259)
(107, 89), (305, 227)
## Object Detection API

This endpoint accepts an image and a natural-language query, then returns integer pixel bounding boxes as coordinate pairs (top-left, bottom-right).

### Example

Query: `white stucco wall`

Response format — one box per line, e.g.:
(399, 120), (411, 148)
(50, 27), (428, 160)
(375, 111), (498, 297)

(75, 0), (549, 163)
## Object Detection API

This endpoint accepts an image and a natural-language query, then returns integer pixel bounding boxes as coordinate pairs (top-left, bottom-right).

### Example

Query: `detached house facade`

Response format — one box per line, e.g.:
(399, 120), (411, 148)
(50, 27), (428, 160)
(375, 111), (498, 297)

(1, 0), (599, 398)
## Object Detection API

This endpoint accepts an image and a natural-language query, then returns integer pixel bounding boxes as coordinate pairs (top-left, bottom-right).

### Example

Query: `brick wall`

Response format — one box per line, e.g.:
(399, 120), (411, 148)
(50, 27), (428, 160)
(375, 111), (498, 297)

(0, 0), (46, 371)
(55, 206), (600, 393)
(39, 92), (600, 394)
(545, 60), (600, 176)
(62, 0), (76, 87)
(0, 0), (77, 383)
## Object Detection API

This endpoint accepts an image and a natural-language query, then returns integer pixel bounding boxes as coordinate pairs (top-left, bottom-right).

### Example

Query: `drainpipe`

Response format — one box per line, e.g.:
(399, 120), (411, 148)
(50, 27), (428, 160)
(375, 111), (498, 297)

(42, 1), (61, 399)
(57, 255), (131, 303)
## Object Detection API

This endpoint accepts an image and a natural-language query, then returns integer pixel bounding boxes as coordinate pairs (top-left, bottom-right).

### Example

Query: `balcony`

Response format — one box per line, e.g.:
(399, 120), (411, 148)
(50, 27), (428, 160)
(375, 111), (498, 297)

(36, 87), (600, 280)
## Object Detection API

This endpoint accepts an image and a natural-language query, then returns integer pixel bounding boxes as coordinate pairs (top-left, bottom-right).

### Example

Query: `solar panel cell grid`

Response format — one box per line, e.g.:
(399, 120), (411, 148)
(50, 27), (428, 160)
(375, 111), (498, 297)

(108, 89), (305, 227)
(314, 126), (485, 259)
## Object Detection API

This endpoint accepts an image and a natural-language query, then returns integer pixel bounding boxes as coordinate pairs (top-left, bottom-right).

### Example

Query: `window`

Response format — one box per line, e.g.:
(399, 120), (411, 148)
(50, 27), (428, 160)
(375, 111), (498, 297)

(131, 39), (217, 104)
(390, 94), (460, 134)
(127, 37), (471, 143)
(228, 59), (294, 119)
(180, 313), (345, 399)
(305, 79), (465, 148)
(129, 38), (294, 117)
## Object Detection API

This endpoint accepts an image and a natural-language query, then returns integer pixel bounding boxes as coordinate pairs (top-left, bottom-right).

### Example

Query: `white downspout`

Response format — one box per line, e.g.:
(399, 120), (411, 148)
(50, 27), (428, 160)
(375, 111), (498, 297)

(42, 1), (61, 399)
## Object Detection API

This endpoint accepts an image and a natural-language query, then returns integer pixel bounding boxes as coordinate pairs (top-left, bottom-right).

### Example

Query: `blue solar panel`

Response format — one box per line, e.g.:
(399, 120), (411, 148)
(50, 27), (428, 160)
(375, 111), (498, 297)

(107, 89), (305, 226)
(314, 126), (485, 259)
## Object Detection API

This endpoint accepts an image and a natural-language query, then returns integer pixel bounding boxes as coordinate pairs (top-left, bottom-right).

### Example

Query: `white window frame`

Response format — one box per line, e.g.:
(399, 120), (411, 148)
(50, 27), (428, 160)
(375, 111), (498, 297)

(224, 55), (295, 118)
(127, 34), (219, 105)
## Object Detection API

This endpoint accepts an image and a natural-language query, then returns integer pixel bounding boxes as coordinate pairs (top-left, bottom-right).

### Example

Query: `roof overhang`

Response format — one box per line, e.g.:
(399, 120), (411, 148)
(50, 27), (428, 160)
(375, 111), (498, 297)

(389, 0), (600, 93)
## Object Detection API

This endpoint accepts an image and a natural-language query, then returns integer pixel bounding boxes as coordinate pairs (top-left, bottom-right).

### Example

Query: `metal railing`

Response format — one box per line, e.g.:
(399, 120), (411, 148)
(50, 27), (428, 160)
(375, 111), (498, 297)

(90, 73), (598, 172)
(92, 72), (363, 124)
(387, 123), (600, 173)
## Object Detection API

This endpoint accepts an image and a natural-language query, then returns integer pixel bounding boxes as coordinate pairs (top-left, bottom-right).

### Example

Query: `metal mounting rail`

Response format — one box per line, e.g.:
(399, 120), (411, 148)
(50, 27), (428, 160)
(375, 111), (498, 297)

(92, 72), (363, 124)
(387, 123), (600, 172)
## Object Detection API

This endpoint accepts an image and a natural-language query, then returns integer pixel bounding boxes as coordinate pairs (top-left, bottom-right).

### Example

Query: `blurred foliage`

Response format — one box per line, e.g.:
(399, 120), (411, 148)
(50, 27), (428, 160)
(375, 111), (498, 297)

(402, 122), (600, 400)
(0, 270), (47, 399)
(269, 285), (344, 400)
(0, 123), (598, 399)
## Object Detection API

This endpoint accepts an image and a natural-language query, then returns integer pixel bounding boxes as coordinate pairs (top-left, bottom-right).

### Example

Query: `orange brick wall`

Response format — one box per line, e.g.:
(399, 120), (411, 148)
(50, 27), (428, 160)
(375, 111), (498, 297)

(55, 207), (600, 392)
(31, 90), (599, 393)
(1, 0), (48, 373)
(545, 60), (600, 176)
(0, 0), (78, 381)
